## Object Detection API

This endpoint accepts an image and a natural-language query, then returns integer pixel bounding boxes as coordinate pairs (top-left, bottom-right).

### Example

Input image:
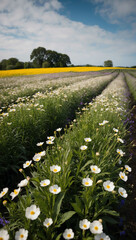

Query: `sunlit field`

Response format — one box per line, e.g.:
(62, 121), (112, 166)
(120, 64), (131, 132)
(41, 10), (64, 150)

(0, 69), (136, 239)
(0, 66), (136, 78)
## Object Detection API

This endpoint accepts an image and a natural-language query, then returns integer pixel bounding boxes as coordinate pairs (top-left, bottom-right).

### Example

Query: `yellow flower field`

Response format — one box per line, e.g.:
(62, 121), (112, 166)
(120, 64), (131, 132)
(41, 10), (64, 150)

(0, 66), (135, 78)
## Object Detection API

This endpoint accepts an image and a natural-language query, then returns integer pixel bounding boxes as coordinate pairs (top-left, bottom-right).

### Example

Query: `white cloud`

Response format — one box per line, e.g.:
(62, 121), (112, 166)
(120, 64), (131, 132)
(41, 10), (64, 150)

(0, 0), (136, 66)
(91, 0), (136, 24)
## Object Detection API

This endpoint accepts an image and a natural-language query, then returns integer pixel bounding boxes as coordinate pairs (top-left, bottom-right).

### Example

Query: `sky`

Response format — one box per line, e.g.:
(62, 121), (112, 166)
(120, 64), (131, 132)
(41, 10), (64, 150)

(0, 0), (136, 67)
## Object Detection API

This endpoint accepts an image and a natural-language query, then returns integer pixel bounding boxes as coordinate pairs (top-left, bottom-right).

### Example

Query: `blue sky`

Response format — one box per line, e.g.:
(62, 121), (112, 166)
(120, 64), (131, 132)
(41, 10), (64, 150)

(0, 0), (136, 66)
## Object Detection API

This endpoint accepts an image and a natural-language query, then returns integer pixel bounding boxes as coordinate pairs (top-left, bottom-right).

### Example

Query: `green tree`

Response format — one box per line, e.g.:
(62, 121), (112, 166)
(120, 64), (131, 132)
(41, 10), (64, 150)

(1, 59), (8, 70)
(104, 60), (113, 67)
(30, 47), (47, 68)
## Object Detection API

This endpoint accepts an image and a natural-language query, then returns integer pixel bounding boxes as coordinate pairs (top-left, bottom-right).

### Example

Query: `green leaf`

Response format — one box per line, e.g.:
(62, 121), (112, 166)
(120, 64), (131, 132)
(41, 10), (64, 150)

(55, 233), (62, 240)
(102, 216), (119, 224)
(102, 209), (119, 216)
(53, 192), (65, 222)
(57, 211), (76, 226)
(71, 202), (83, 216)
(80, 160), (93, 172)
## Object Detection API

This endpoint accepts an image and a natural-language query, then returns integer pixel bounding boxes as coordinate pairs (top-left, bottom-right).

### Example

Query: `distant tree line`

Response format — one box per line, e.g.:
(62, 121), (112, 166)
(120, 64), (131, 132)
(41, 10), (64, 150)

(0, 47), (71, 70)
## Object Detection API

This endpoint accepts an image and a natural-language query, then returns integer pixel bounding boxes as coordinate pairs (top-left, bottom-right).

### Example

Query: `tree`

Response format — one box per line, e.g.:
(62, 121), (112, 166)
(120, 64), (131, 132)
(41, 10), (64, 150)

(104, 60), (113, 67)
(30, 47), (47, 68)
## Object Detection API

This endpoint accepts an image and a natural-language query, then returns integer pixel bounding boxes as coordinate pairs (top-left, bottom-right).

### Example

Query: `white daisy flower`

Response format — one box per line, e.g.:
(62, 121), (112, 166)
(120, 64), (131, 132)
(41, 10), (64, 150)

(79, 219), (90, 230)
(0, 229), (9, 240)
(113, 128), (118, 132)
(90, 165), (101, 174)
(117, 149), (125, 157)
(49, 185), (61, 194)
(25, 205), (40, 220)
(103, 180), (115, 192)
(94, 232), (111, 240)
(43, 218), (53, 228)
(33, 154), (41, 162)
(15, 228), (28, 240)
(90, 220), (103, 234)
(63, 229), (74, 239)
(46, 140), (54, 145)
(56, 128), (62, 132)
(118, 187), (128, 198)
(119, 172), (128, 182)
(50, 165), (61, 173)
(23, 160), (32, 168)
(80, 145), (87, 150)
(117, 138), (124, 143)
(18, 179), (28, 188)
(40, 179), (50, 187)
(47, 136), (55, 141)
(38, 150), (46, 156)
(82, 178), (93, 187)
(36, 142), (44, 146)
(84, 138), (92, 142)
(0, 188), (8, 198)
(125, 165), (132, 172)
(10, 188), (21, 200)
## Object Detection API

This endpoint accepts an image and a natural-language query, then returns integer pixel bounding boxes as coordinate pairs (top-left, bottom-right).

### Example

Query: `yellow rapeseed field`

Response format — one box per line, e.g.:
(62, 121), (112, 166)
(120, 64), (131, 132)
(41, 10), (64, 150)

(0, 66), (135, 78)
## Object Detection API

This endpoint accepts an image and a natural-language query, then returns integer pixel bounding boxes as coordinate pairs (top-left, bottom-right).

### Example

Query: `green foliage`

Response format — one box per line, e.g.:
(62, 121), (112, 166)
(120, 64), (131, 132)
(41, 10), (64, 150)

(104, 60), (113, 67)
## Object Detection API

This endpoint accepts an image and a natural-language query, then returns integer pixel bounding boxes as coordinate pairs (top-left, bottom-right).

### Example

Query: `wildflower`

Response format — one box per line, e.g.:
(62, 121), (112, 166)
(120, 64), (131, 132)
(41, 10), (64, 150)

(94, 232), (111, 240)
(19, 168), (23, 172)
(103, 180), (115, 192)
(80, 145), (87, 150)
(15, 229), (28, 240)
(43, 218), (53, 228)
(63, 229), (74, 239)
(117, 149), (125, 157)
(49, 185), (61, 194)
(84, 138), (92, 142)
(119, 160), (122, 165)
(10, 188), (21, 200)
(3, 200), (7, 206)
(125, 165), (132, 172)
(117, 138), (124, 143)
(99, 120), (109, 126)
(33, 154), (41, 162)
(36, 142), (44, 146)
(79, 219), (90, 230)
(40, 179), (50, 187)
(23, 160), (32, 168)
(25, 205), (40, 220)
(90, 165), (101, 173)
(113, 128), (118, 132)
(0, 217), (9, 226)
(0, 188), (8, 198)
(38, 150), (46, 156)
(82, 178), (93, 187)
(46, 140), (54, 145)
(47, 136), (55, 141)
(50, 165), (61, 173)
(56, 128), (62, 132)
(119, 172), (128, 182)
(96, 152), (100, 156)
(18, 179), (28, 188)
(0, 229), (9, 240)
(90, 220), (103, 234)
(118, 187), (128, 198)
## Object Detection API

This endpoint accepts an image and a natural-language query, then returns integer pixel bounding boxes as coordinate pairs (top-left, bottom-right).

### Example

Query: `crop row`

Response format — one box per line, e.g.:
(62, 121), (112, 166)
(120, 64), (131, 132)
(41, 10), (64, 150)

(125, 72), (136, 103)
(0, 72), (117, 188)
(0, 72), (131, 240)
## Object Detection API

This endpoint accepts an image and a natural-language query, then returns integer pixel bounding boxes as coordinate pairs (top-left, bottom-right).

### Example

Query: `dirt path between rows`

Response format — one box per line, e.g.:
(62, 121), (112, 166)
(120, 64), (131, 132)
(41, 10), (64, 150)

(123, 104), (136, 239)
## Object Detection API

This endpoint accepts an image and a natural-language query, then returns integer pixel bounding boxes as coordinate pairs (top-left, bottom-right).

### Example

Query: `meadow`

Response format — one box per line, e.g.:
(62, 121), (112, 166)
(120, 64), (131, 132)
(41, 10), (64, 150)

(0, 67), (136, 240)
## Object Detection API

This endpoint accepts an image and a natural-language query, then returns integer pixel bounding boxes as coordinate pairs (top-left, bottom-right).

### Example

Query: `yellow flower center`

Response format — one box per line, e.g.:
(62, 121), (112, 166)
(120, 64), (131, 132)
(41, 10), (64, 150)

(47, 223), (50, 226)
(30, 211), (35, 215)
(83, 224), (87, 228)
(100, 238), (104, 240)
(120, 192), (123, 195)
(2, 192), (5, 196)
(107, 185), (110, 189)
(20, 234), (24, 238)
(26, 162), (29, 166)
(94, 226), (98, 231)
(0, 238), (4, 240)
(67, 234), (71, 237)
(43, 183), (47, 186)
(53, 169), (58, 172)
(49, 141), (52, 144)
(36, 158), (40, 161)
(14, 190), (18, 195)
(93, 168), (96, 171)
(85, 182), (89, 185)
(121, 176), (124, 179)
(126, 168), (128, 170)
(53, 189), (57, 192)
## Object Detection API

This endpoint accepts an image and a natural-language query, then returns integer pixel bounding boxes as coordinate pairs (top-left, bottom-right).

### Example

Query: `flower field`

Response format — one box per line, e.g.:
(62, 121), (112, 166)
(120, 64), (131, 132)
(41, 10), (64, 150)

(0, 69), (136, 239)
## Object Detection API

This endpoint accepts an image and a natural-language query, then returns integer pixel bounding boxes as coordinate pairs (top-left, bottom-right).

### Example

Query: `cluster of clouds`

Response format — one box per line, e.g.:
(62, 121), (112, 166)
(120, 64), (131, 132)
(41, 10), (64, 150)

(0, 0), (136, 66)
